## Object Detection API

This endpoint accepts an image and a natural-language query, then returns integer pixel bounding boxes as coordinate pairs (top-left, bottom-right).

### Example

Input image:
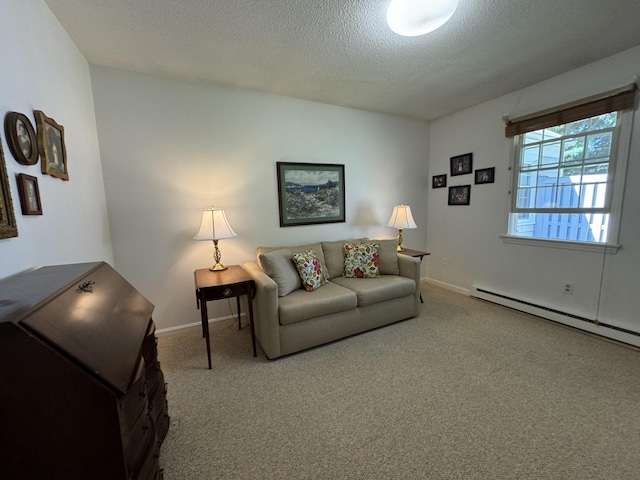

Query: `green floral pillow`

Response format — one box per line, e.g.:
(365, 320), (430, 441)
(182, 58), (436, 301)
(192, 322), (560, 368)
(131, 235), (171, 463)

(292, 249), (329, 291)
(343, 243), (380, 278)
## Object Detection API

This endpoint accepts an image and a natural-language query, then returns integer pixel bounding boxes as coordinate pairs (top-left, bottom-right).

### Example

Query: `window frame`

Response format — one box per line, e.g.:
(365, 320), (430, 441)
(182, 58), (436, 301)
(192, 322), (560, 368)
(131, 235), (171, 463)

(504, 107), (634, 251)
(510, 116), (621, 215)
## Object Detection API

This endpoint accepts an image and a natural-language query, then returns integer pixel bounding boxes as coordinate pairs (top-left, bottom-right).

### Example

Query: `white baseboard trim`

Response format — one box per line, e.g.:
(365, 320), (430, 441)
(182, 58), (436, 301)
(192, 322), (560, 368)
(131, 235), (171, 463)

(424, 278), (470, 296)
(470, 285), (640, 349)
(156, 313), (246, 337)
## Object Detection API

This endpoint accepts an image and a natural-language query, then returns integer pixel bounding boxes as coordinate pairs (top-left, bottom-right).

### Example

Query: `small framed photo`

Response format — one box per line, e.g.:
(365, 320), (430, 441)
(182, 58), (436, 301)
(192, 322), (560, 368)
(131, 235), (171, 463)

(4, 112), (38, 166)
(276, 162), (345, 227)
(16, 174), (42, 215)
(475, 167), (495, 185)
(432, 174), (447, 188)
(448, 185), (471, 206)
(34, 110), (68, 181)
(450, 153), (473, 176)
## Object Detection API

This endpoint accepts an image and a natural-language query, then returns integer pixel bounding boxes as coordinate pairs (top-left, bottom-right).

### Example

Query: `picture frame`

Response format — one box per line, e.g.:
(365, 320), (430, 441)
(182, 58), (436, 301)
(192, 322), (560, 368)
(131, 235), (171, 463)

(16, 174), (42, 215)
(276, 162), (345, 227)
(448, 185), (471, 206)
(4, 112), (38, 166)
(450, 153), (473, 176)
(432, 174), (447, 188)
(475, 167), (495, 185)
(0, 136), (19, 239)
(34, 110), (68, 181)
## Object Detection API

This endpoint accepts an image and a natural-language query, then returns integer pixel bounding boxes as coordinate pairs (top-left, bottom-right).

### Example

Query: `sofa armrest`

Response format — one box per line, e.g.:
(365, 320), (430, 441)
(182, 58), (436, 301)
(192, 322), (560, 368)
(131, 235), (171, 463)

(397, 254), (421, 315)
(242, 261), (281, 359)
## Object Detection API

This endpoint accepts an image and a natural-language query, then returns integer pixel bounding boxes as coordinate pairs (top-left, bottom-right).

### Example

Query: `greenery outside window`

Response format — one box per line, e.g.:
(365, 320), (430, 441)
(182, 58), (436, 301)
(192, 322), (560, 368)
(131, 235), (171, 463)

(504, 84), (636, 246)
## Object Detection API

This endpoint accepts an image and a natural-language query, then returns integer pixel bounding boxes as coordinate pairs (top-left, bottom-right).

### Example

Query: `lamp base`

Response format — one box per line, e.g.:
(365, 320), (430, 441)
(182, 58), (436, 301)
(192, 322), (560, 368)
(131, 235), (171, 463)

(396, 228), (404, 251)
(209, 240), (228, 271)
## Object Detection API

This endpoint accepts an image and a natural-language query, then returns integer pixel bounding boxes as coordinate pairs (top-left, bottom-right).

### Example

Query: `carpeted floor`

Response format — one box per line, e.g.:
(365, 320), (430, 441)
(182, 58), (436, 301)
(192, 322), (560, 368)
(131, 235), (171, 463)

(157, 284), (640, 479)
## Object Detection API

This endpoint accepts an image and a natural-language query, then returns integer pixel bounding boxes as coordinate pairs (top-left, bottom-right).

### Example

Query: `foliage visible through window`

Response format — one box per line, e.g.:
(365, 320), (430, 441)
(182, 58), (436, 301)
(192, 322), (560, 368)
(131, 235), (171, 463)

(509, 112), (620, 243)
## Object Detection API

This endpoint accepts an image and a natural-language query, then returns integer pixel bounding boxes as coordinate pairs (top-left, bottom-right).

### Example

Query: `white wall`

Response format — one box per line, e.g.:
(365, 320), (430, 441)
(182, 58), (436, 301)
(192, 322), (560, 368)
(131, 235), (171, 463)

(427, 45), (640, 336)
(0, 1), (113, 278)
(90, 66), (430, 331)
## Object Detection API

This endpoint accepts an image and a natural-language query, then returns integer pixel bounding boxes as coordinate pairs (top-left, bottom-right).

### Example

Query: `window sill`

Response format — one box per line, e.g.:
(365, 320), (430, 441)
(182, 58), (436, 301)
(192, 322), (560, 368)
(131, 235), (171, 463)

(500, 235), (620, 254)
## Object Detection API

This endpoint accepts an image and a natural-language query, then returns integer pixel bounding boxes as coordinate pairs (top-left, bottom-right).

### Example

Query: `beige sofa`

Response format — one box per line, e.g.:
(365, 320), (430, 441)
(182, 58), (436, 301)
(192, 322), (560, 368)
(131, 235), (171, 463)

(242, 238), (421, 359)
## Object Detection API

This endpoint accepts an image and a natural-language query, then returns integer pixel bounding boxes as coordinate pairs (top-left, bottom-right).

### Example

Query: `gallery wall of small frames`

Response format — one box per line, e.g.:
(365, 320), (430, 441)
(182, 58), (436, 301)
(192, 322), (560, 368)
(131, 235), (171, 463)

(1, 109), (68, 239)
(431, 152), (495, 206)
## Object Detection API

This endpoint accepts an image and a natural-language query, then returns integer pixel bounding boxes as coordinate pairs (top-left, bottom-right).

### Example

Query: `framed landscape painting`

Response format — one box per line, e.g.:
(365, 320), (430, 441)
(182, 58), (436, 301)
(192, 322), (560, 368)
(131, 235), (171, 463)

(276, 162), (345, 227)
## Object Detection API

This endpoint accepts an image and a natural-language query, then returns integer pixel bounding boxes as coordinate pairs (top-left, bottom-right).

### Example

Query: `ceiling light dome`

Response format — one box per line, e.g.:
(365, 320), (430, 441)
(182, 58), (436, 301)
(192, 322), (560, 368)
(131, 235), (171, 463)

(387, 0), (458, 37)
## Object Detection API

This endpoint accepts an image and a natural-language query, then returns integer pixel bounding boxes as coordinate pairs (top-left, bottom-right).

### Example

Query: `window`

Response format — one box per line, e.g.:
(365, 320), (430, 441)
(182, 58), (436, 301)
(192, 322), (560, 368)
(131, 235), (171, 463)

(504, 84), (636, 246)
(510, 113), (618, 243)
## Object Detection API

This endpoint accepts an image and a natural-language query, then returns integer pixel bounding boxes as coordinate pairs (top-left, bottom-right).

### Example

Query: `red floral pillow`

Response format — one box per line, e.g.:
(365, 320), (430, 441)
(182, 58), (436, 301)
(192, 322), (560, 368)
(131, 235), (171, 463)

(343, 243), (380, 278)
(292, 250), (329, 291)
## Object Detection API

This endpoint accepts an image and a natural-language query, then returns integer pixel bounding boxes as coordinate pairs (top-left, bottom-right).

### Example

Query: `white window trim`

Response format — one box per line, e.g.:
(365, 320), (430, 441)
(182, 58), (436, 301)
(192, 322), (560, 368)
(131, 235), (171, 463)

(504, 108), (634, 249)
(500, 234), (620, 254)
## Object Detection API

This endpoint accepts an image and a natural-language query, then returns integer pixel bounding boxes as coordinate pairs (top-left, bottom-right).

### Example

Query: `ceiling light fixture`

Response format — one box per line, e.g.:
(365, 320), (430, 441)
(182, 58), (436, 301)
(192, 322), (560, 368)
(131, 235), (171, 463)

(386, 0), (458, 37)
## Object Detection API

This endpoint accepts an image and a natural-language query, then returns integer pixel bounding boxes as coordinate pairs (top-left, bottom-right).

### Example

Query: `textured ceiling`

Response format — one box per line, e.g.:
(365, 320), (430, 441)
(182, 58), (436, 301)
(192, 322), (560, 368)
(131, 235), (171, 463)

(44, 0), (640, 121)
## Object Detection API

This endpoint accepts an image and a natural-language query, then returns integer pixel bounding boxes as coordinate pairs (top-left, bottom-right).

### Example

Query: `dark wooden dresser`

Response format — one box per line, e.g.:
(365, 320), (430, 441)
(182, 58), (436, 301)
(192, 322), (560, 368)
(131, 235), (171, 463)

(0, 262), (169, 480)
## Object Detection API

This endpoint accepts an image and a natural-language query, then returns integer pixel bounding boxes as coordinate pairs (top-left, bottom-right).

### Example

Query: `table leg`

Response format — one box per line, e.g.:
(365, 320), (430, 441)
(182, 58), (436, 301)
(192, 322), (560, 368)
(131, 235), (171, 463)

(236, 296), (242, 330)
(417, 255), (424, 303)
(196, 293), (205, 337)
(247, 292), (257, 357)
(199, 295), (212, 369)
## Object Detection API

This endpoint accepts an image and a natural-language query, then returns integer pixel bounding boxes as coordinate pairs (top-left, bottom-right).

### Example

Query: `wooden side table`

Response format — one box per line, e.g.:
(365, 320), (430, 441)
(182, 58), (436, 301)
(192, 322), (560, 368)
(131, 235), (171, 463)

(398, 248), (430, 303)
(194, 265), (256, 369)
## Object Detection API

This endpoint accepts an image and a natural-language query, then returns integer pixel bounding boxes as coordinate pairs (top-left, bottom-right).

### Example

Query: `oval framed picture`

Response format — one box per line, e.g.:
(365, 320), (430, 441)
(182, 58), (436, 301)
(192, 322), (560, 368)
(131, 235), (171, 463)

(4, 112), (38, 166)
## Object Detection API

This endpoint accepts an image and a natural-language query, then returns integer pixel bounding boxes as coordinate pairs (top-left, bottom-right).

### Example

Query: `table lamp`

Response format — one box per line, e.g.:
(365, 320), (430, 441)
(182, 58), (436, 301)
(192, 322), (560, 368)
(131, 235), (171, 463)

(194, 206), (237, 271)
(387, 204), (417, 251)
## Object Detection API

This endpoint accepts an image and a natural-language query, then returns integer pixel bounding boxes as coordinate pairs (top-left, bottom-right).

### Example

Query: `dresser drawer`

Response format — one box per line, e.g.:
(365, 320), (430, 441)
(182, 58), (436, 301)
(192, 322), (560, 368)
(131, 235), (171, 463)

(141, 320), (158, 364)
(124, 412), (156, 475)
(155, 408), (170, 444)
(135, 451), (162, 480)
(119, 374), (148, 432)
(130, 423), (161, 480)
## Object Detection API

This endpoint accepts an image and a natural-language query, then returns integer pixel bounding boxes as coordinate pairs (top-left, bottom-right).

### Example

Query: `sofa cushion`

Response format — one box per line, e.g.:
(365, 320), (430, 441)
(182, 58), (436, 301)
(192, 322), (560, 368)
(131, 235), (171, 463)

(258, 249), (301, 297)
(278, 281), (357, 325)
(343, 242), (380, 278)
(321, 238), (368, 279)
(258, 242), (328, 277)
(373, 239), (400, 275)
(331, 275), (415, 307)
(292, 249), (329, 292)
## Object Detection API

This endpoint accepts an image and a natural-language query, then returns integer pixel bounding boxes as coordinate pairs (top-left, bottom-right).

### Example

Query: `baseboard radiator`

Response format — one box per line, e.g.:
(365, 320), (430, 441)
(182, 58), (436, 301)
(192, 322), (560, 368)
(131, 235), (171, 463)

(470, 286), (640, 348)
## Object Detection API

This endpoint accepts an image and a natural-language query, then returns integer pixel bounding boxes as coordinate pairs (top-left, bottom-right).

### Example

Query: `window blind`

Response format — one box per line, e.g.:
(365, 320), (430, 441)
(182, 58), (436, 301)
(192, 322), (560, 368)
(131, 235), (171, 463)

(505, 83), (637, 138)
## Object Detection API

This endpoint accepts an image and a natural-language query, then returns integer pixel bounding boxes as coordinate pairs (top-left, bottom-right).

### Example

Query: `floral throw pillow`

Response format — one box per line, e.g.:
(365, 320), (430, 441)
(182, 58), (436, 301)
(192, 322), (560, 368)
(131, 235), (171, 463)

(292, 249), (329, 292)
(343, 243), (380, 278)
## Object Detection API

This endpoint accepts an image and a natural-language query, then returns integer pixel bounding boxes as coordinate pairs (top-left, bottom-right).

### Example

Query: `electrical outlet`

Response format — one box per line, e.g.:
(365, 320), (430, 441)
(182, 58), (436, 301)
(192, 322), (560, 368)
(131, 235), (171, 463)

(442, 257), (448, 266)
(563, 282), (573, 295)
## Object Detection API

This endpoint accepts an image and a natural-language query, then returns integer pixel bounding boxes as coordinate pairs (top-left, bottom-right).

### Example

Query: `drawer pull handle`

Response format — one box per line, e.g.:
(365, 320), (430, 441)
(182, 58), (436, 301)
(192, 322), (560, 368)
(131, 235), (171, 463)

(76, 281), (95, 293)
(223, 288), (233, 297)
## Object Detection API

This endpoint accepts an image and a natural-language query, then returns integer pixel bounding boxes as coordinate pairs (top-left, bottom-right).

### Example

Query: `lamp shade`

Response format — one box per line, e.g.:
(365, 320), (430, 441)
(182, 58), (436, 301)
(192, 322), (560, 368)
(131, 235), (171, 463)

(194, 207), (237, 241)
(387, 205), (417, 229)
